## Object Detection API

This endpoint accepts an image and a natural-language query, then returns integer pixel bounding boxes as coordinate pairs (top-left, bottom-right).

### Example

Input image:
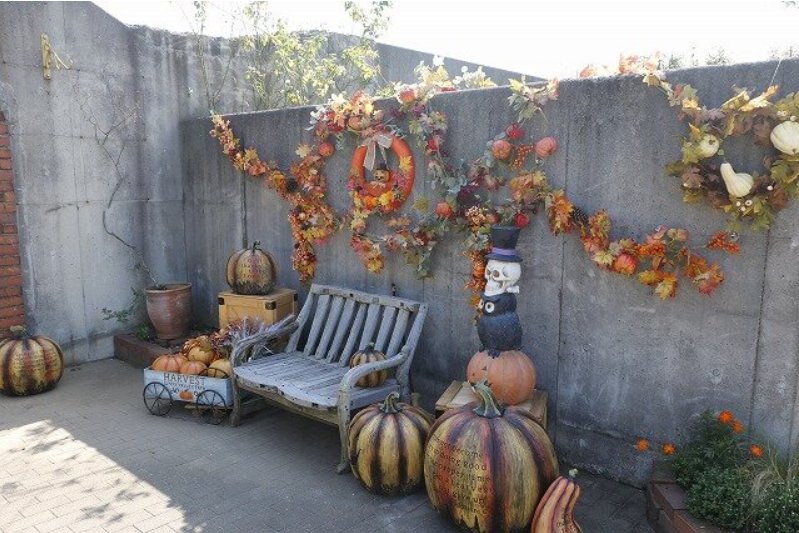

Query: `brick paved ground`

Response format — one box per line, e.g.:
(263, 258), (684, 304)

(0, 360), (653, 532)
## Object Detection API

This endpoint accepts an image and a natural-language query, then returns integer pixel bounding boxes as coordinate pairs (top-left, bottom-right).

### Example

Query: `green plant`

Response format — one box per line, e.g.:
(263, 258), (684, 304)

(686, 465), (751, 530)
(754, 484), (799, 533)
(134, 324), (153, 341)
(101, 288), (145, 325)
(671, 410), (745, 489)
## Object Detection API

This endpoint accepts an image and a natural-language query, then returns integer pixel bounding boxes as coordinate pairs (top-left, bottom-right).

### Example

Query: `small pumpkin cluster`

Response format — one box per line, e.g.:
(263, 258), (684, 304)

(347, 381), (579, 533)
(151, 335), (232, 379)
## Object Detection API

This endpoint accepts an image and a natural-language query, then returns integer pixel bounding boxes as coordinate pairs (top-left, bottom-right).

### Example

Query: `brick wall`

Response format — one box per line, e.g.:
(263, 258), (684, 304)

(0, 110), (24, 337)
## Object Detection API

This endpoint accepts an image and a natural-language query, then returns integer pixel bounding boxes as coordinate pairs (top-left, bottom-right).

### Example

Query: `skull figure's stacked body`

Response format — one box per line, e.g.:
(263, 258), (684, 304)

(467, 226), (537, 405)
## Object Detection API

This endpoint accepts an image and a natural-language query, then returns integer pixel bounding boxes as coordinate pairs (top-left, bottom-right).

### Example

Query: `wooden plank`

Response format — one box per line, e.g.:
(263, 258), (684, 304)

(435, 381), (548, 429)
(314, 296), (344, 359)
(302, 294), (330, 357)
(373, 306), (397, 353)
(340, 303), (367, 366)
(314, 285), (421, 312)
(358, 303), (382, 351)
(385, 309), (409, 358)
(325, 299), (356, 363)
(286, 292), (316, 353)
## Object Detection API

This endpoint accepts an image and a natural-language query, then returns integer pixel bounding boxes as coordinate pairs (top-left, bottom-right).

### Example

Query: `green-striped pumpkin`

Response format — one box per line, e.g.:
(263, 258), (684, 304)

(0, 326), (64, 396)
(348, 392), (433, 496)
(424, 380), (559, 533)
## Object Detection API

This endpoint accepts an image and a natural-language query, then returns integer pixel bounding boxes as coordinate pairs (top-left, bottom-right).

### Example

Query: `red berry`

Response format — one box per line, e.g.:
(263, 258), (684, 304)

(514, 212), (530, 228)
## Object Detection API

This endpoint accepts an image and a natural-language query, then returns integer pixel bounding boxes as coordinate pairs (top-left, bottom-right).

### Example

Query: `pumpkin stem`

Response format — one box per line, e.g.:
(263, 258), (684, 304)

(367, 341), (375, 349)
(379, 392), (403, 414)
(472, 379), (504, 419)
(252, 240), (261, 251)
(8, 325), (28, 339)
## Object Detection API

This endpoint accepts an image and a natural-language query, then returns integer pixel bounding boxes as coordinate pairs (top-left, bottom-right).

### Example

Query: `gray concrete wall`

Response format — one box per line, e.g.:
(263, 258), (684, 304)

(181, 58), (799, 484)
(0, 1), (518, 365)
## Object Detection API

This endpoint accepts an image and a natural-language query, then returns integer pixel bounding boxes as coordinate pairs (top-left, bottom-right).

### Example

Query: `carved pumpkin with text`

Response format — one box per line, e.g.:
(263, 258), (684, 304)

(348, 392), (433, 496)
(425, 380), (558, 533)
(226, 241), (278, 295)
(0, 327), (64, 397)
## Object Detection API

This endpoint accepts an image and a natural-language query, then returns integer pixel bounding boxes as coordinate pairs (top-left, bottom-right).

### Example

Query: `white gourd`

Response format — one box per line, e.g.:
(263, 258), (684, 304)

(770, 121), (799, 156)
(720, 163), (754, 197)
(697, 134), (720, 158)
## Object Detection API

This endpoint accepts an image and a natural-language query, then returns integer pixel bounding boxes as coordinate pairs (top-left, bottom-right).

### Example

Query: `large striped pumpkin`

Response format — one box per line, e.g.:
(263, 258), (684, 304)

(348, 392), (433, 496)
(225, 241), (278, 295)
(0, 326), (64, 397)
(425, 380), (558, 533)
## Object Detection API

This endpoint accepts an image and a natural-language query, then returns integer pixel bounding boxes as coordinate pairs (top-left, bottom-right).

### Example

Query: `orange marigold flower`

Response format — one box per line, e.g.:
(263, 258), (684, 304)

(718, 411), (734, 424)
(662, 443), (676, 456)
(636, 439), (650, 452)
(750, 444), (764, 458)
(732, 421), (744, 433)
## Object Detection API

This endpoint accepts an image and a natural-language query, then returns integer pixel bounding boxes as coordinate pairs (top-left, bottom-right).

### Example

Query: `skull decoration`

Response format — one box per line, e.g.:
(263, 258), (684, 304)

(484, 259), (521, 296)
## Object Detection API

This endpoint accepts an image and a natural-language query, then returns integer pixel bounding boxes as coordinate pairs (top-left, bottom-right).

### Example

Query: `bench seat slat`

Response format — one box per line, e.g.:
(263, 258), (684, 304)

(303, 294), (330, 357)
(373, 306), (397, 353)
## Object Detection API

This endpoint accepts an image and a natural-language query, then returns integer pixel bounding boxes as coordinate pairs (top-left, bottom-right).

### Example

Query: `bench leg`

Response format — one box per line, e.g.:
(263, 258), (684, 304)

(336, 400), (351, 474)
(230, 377), (242, 428)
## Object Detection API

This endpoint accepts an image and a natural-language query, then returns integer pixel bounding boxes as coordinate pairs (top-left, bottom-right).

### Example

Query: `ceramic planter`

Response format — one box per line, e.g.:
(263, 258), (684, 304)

(145, 283), (192, 340)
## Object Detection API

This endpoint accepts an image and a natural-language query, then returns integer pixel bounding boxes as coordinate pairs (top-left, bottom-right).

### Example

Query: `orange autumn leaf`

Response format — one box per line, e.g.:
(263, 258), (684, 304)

(638, 270), (663, 287)
(547, 190), (574, 235)
(654, 274), (678, 300)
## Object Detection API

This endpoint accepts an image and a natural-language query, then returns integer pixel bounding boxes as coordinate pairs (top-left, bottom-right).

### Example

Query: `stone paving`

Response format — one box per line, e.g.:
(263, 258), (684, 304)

(0, 360), (653, 532)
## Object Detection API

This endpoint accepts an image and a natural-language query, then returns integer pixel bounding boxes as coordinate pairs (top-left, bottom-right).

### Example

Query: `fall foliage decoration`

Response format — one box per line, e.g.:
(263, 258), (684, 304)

(348, 392), (433, 496)
(182, 336), (219, 366)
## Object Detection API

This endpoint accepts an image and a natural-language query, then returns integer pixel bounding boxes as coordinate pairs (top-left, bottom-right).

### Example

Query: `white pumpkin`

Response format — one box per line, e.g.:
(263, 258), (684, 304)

(770, 121), (799, 156)
(720, 163), (754, 198)
(697, 134), (720, 159)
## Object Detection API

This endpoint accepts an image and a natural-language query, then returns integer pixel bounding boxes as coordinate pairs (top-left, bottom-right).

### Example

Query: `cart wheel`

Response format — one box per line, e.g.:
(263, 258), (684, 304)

(195, 390), (228, 425)
(143, 382), (172, 416)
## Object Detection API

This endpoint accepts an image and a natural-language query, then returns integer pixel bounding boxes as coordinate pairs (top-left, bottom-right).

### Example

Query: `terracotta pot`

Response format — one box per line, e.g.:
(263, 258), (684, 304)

(145, 283), (192, 340)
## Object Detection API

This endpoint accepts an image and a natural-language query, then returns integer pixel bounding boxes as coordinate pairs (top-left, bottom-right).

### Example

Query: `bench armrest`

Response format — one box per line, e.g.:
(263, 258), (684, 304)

(230, 315), (298, 367)
(338, 348), (409, 393)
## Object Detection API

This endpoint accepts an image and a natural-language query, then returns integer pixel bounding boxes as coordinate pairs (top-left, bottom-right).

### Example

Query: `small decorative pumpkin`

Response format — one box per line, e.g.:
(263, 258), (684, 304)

(696, 134), (720, 159)
(318, 141), (335, 158)
(425, 380), (559, 533)
(531, 475), (583, 533)
(179, 390), (194, 401)
(206, 358), (232, 379)
(182, 336), (218, 366)
(179, 360), (207, 376)
(466, 349), (537, 405)
(770, 120), (799, 155)
(349, 343), (387, 387)
(225, 241), (278, 295)
(348, 392), (433, 496)
(535, 136), (559, 158)
(491, 139), (513, 160)
(151, 353), (187, 373)
(720, 162), (754, 197)
(0, 326), (64, 397)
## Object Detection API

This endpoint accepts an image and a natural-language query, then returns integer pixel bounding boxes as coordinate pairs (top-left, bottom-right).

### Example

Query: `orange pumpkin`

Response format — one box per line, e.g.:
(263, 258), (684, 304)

(179, 361), (207, 375)
(466, 349), (537, 405)
(179, 390), (194, 401)
(183, 336), (218, 365)
(206, 358), (232, 379)
(151, 353), (187, 373)
(349, 343), (387, 387)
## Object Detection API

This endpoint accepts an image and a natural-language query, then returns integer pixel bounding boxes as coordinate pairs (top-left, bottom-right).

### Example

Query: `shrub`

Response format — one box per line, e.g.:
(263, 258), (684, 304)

(754, 484), (799, 533)
(686, 466), (751, 530)
(671, 410), (745, 489)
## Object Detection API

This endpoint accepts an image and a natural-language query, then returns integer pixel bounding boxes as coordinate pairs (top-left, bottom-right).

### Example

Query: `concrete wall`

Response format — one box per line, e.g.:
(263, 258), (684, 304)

(182, 58), (799, 484)
(0, 1), (518, 365)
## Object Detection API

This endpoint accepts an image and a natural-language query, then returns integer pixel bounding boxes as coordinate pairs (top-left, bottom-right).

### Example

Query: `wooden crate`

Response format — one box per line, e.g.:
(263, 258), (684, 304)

(143, 368), (233, 406)
(435, 380), (548, 429)
(218, 288), (298, 328)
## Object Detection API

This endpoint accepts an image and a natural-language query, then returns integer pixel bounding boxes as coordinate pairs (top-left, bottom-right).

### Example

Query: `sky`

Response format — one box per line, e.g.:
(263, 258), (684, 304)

(93, 1), (799, 80)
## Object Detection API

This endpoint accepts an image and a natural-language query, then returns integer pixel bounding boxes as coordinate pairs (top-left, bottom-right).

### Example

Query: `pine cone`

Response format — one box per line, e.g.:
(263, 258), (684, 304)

(571, 205), (591, 227)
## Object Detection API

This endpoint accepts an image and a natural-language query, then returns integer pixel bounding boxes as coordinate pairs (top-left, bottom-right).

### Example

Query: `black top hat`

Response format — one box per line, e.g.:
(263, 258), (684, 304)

(485, 225), (522, 262)
(374, 162), (388, 172)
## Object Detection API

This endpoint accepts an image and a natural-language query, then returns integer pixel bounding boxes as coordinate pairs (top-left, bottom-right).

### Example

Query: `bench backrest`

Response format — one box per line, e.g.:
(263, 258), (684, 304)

(285, 284), (427, 366)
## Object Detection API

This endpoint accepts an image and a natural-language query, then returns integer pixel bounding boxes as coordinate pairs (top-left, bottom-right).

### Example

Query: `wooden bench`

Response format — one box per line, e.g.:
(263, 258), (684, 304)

(229, 284), (428, 473)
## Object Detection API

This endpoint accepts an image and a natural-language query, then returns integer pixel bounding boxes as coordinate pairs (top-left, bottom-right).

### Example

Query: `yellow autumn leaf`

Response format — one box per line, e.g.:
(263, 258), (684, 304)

(296, 144), (312, 158)
(399, 156), (414, 174)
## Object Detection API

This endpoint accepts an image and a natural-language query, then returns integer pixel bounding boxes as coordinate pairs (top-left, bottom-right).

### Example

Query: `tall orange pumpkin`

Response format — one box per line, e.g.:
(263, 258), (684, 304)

(425, 380), (558, 533)
(225, 241), (278, 295)
(467, 349), (537, 405)
(0, 326), (64, 396)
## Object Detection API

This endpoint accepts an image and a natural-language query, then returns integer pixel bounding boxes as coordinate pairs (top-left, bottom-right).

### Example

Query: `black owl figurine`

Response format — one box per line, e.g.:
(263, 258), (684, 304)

(477, 292), (522, 356)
